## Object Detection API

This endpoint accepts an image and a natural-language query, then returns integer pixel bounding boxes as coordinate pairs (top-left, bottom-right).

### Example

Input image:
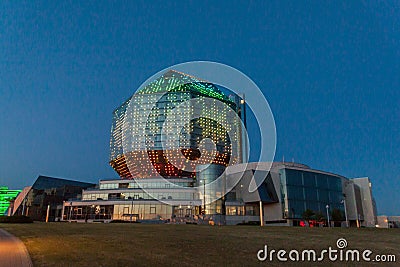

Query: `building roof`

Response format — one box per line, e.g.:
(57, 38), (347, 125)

(31, 175), (95, 190)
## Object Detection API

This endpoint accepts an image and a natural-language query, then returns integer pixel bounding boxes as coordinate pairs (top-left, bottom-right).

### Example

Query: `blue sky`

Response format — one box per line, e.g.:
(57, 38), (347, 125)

(0, 1), (399, 215)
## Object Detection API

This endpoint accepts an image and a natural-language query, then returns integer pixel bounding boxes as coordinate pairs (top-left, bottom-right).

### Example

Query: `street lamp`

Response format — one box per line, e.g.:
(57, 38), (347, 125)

(128, 196), (134, 222)
(325, 204), (330, 227)
(201, 179), (206, 215)
(69, 202), (73, 221)
(22, 197), (27, 216)
(91, 205), (95, 220)
(341, 199), (349, 227)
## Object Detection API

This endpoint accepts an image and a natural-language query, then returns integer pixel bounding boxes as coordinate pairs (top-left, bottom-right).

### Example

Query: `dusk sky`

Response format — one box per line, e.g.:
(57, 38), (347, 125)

(0, 1), (399, 215)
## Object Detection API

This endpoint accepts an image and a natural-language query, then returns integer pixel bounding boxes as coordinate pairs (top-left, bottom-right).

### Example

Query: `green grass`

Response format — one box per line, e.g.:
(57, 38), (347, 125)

(0, 223), (399, 266)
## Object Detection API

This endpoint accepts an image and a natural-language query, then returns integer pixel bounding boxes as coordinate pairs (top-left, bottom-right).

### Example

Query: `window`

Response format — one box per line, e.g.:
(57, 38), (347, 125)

(317, 175), (329, 189)
(287, 185), (304, 200)
(304, 187), (318, 201)
(226, 206), (237, 216)
(318, 189), (329, 203)
(303, 172), (316, 187)
(285, 169), (303, 186)
(119, 183), (129, 189)
(245, 205), (256, 216)
(150, 206), (156, 214)
(306, 201), (319, 212)
(123, 207), (129, 215)
(287, 200), (306, 218)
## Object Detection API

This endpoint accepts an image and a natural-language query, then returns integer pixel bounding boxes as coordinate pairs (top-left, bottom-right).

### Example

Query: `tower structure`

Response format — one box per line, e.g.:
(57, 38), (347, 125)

(109, 70), (244, 180)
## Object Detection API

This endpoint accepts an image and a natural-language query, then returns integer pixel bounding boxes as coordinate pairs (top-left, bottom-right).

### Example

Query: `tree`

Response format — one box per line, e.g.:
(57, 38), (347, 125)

(331, 208), (344, 227)
(331, 208), (344, 221)
(302, 209), (315, 226)
(314, 211), (325, 222)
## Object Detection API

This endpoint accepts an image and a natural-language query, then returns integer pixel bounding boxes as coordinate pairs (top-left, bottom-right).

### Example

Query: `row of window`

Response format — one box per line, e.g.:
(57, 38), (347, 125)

(285, 185), (342, 202)
(113, 203), (174, 220)
(283, 169), (342, 191)
(99, 181), (193, 190)
(286, 200), (344, 219)
(82, 191), (196, 201)
(225, 205), (259, 216)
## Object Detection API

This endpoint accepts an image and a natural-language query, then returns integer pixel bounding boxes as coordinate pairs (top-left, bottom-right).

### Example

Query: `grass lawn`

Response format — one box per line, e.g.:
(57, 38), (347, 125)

(0, 222), (399, 266)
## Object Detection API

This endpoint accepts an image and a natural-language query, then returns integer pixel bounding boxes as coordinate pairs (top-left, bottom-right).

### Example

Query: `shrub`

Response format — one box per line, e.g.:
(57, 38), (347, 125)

(0, 215), (33, 223)
(237, 221), (260, 226)
(109, 220), (140, 223)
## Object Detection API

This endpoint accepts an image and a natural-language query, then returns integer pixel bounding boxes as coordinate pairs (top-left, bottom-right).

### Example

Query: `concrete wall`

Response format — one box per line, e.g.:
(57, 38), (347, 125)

(352, 177), (377, 227)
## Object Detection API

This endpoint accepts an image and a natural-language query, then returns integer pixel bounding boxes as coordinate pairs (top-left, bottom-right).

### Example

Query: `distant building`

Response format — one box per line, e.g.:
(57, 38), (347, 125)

(377, 215), (400, 228)
(12, 176), (95, 221)
(344, 177), (378, 227)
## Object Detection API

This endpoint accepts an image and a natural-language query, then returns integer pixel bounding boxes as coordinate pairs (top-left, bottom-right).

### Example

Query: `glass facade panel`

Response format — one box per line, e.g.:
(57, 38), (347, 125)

(281, 168), (344, 219)
(304, 187), (318, 201)
(285, 169), (303, 186)
(328, 177), (342, 191)
(317, 175), (329, 189)
(288, 200), (306, 218)
(287, 185), (304, 200)
(329, 191), (342, 204)
(303, 172), (316, 187)
(306, 201), (319, 212)
(318, 189), (330, 203)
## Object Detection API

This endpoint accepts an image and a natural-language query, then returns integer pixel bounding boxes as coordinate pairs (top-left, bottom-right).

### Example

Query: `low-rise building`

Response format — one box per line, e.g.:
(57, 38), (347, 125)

(62, 162), (377, 227)
(12, 175), (95, 221)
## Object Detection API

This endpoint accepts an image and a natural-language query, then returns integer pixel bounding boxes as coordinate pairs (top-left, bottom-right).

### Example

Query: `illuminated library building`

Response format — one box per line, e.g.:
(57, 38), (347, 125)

(60, 70), (377, 227)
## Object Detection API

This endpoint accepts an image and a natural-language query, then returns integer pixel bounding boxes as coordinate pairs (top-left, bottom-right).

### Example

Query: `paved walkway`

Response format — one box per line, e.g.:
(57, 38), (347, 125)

(0, 228), (33, 267)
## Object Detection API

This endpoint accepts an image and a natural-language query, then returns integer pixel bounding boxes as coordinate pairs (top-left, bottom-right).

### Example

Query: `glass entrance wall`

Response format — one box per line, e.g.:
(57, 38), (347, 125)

(196, 164), (226, 215)
(63, 205), (113, 220)
(112, 203), (173, 221)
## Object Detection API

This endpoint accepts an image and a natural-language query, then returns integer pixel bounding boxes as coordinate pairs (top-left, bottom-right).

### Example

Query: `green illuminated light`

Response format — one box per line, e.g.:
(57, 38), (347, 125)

(136, 70), (233, 103)
(110, 69), (242, 179)
(0, 186), (21, 215)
